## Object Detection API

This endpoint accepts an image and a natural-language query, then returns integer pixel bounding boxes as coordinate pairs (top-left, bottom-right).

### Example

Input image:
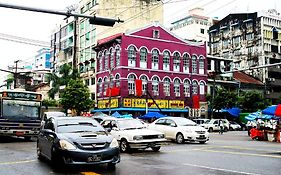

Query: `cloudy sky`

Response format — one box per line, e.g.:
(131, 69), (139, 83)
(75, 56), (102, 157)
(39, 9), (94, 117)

(0, 0), (279, 85)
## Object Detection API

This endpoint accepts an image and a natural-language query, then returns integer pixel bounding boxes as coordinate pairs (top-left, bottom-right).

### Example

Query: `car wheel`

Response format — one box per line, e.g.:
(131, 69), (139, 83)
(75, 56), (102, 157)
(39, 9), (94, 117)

(199, 141), (206, 144)
(151, 146), (161, 152)
(208, 128), (213, 132)
(230, 127), (233, 131)
(120, 139), (130, 152)
(107, 162), (116, 169)
(176, 133), (184, 144)
(224, 127), (228, 132)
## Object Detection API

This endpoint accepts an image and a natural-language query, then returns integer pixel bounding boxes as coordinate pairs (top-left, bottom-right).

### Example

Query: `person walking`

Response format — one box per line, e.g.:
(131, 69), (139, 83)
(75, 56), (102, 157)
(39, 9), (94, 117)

(218, 119), (224, 135)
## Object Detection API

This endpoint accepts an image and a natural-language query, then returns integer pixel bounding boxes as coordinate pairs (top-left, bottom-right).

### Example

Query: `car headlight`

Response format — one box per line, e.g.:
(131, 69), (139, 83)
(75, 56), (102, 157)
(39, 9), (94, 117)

(158, 134), (165, 138)
(109, 138), (119, 148)
(59, 140), (76, 150)
(133, 135), (143, 140)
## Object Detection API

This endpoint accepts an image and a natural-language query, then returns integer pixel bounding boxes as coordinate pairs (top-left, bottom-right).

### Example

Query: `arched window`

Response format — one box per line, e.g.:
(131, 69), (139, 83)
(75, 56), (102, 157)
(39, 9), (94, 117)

(173, 52), (180, 72)
(104, 50), (109, 70)
(151, 49), (159, 69)
(128, 46), (136, 67)
(200, 81), (205, 95)
(163, 51), (170, 71)
(184, 79), (190, 97)
(174, 78), (181, 96)
(115, 45), (120, 66)
(140, 48), (147, 68)
(199, 56), (205, 74)
(192, 55), (197, 74)
(183, 53), (190, 73)
(115, 74), (120, 87)
(110, 48), (115, 69)
(103, 77), (109, 94)
(98, 52), (102, 72)
(192, 81), (198, 95)
(152, 76), (159, 95)
(140, 75), (148, 95)
(163, 78), (170, 96)
(98, 78), (102, 95)
(128, 74), (136, 94)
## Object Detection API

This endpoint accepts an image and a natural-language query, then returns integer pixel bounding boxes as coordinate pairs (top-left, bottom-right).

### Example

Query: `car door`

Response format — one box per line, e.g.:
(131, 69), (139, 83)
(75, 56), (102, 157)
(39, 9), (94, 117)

(43, 119), (56, 159)
(150, 119), (166, 133)
(164, 119), (177, 139)
(213, 120), (220, 131)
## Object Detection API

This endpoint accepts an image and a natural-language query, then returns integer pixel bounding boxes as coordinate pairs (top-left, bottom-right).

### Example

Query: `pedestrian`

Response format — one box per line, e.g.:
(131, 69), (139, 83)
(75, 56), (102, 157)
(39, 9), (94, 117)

(218, 119), (224, 135)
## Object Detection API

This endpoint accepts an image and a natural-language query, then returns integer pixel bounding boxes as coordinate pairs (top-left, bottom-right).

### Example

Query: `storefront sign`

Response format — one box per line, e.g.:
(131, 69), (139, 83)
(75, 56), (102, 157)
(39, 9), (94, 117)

(98, 99), (118, 108)
(123, 98), (184, 109)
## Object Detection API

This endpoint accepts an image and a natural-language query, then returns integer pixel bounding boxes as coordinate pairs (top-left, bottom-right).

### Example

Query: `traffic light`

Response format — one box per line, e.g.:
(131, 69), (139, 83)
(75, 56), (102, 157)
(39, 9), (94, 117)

(89, 16), (123, 27)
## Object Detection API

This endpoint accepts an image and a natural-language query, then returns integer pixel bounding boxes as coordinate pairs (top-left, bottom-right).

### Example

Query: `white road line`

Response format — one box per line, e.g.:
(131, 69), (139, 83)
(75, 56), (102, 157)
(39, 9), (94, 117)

(0, 159), (36, 165)
(183, 163), (261, 175)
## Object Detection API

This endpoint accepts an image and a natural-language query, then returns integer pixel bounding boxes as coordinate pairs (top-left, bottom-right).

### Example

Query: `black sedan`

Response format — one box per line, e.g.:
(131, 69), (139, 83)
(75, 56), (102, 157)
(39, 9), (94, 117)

(37, 116), (120, 168)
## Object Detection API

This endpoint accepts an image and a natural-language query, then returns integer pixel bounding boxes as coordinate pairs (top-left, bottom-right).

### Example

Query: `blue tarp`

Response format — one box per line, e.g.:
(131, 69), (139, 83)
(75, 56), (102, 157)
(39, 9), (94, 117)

(245, 111), (275, 121)
(262, 105), (278, 116)
(111, 111), (121, 117)
(139, 112), (166, 119)
(222, 107), (241, 117)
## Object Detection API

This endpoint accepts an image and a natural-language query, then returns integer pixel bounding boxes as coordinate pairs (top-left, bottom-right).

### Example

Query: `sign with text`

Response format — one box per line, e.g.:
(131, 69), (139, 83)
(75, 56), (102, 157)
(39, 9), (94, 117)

(1, 91), (42, 101)
(123, 98), (184, 109)
(98, 99), (118, 108)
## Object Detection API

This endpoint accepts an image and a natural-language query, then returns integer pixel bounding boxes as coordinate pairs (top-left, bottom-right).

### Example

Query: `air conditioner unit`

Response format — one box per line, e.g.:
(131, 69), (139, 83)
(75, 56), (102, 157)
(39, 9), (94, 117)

(267, 78), (275, 82)
(129, 90), (134, 95)
(165, 92), (170, 96)
(175, 92), (180, 97)
(153, 91), (159, 96)
(184, 92), (190, 97)
(266, 90), (270, 95)
(142, 91), (147, 95)
(103, 91), (107, 95)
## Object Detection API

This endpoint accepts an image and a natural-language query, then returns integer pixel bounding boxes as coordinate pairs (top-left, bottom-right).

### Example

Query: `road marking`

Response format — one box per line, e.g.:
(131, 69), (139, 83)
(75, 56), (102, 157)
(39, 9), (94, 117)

(200, 149), (281, 159)
(183, 163), (261, 175)
(81, 172), (101, 175)
(219, 145), (281, 153)
(0, 159), (36, 165)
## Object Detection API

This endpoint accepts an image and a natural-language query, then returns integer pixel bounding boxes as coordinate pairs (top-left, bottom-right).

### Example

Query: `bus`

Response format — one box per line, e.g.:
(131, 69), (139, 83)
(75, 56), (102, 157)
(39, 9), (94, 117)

(0, 90), (43, 140)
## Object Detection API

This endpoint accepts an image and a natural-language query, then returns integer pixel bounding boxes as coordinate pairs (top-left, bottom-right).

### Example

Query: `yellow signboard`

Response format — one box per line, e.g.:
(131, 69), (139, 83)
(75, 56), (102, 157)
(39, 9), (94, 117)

(98, 99), (118, 109)
(123, 98), (184, 109)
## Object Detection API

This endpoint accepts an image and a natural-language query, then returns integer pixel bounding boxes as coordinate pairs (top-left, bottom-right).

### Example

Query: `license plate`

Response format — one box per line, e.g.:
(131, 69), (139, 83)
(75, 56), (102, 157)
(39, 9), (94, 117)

(16, 131), (24, 136)
(199, 135), (205, 138)
(87, 155), (102, 162)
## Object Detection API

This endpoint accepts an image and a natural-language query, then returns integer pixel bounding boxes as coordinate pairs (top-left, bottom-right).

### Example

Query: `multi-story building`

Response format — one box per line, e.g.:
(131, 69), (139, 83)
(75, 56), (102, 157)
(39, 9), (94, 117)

(50, 17), (76, 73)
(208, 9), (281, 103)
(33, 48), (51, 84)
(170, 7), (213, 43)
(78, 0), (164, 100)
(93, 23), (207, 118)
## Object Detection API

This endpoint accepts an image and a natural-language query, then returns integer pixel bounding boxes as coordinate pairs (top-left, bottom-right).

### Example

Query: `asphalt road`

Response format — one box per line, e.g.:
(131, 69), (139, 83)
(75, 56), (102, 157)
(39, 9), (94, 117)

(0, 131), (281, 175)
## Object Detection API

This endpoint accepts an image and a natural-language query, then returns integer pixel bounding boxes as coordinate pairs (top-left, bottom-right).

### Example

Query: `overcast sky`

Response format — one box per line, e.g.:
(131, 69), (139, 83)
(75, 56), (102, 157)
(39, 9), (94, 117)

(0, 0), (279, 85)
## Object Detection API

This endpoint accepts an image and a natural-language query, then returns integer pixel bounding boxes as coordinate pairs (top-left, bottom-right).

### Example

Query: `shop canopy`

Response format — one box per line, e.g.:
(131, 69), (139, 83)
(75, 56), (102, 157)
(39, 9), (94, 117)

(111, 111), (121, 118)
(262, 104), (281, 117)
(222, 107), (241, 117)
(245, 111), (275, 121)
(139, 112), (166, 120)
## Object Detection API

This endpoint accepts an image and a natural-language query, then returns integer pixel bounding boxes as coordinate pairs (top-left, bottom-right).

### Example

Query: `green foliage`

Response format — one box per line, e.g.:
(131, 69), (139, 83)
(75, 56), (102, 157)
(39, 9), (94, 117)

(42, 99), (59, 107)
(47, 64), (80, 99)
(59, 79), (93, 115)
(211, 88), (238, 112)
(238, 91), (271, 112)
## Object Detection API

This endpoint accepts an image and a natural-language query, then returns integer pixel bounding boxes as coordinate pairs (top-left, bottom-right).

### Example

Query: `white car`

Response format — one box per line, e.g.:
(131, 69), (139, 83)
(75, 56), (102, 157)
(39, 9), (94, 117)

(229, 121), (242, 131)
(201, 119), (230, 132)
(101, 117), (166, 152)
(148, 117), (209, 144)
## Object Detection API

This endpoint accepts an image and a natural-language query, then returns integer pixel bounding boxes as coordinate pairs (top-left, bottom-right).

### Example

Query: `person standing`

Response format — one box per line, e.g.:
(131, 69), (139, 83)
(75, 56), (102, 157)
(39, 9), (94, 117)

(218, 119), (224, 134)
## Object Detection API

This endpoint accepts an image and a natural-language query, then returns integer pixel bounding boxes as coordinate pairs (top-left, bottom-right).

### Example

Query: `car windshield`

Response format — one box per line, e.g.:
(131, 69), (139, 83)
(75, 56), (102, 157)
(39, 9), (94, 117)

(230, 121), (237, 124)
(173, 118), (197, 126)
(57, 120), (105, 133)
(46, 112), (66, 117)
(118, 119), (145, 130)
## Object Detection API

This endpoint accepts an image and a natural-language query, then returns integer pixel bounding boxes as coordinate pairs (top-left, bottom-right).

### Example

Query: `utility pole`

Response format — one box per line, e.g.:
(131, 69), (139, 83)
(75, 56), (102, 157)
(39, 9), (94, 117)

(14, 60), (20, 89)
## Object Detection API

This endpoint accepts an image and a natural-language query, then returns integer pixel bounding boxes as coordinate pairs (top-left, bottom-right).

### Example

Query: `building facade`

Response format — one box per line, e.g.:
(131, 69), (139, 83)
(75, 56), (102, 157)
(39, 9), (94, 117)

(208, 10), (281, 103)
(94, 23), (208, 118)
(78, 0), (164, 100)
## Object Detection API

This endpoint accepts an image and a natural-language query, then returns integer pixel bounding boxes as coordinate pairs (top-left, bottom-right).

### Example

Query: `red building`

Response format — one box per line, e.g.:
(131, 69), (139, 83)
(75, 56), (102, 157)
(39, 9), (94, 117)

(93, 23), (208, 117)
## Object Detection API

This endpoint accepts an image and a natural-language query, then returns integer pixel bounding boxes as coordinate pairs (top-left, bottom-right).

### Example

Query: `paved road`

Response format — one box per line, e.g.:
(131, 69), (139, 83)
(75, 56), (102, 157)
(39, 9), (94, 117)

(0, 131), (281, 175)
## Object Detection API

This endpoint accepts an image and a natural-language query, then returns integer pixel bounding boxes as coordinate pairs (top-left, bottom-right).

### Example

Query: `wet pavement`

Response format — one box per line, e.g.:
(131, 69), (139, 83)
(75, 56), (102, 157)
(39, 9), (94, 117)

(0, 131), (281, 175)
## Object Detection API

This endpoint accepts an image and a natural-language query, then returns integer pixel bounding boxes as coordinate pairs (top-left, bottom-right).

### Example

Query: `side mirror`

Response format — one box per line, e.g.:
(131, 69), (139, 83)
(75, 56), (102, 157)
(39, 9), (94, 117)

(106, 128), (112, 132)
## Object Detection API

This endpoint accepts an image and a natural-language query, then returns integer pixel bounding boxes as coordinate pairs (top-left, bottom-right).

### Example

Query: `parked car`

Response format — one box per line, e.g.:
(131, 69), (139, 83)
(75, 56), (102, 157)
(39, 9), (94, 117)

(229, 121), (242, 131)
(149, 117), (209, 144)
(192, 118), (210, 126)
(100, 117), (166, 152)
(37, 117), (120, 168)
(201, 119), (230, 132)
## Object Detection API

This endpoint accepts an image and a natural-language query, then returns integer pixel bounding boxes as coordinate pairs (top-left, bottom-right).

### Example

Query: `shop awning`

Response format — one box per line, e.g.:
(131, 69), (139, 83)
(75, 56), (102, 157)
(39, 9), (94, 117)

(91, 107), (188, 113)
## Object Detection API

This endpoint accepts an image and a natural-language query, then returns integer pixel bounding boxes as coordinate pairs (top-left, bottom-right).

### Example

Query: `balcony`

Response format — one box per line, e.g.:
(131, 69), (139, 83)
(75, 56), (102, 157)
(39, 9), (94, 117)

(268, 67), (281, 73)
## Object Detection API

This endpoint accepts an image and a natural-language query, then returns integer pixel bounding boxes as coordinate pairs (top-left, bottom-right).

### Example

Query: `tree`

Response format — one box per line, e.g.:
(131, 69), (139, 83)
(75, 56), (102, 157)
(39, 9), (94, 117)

(207, 87), (238, 113)
(46, 64), (80, 99)
(238, 91), (271, 112)
(59, 79), (93, 116)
